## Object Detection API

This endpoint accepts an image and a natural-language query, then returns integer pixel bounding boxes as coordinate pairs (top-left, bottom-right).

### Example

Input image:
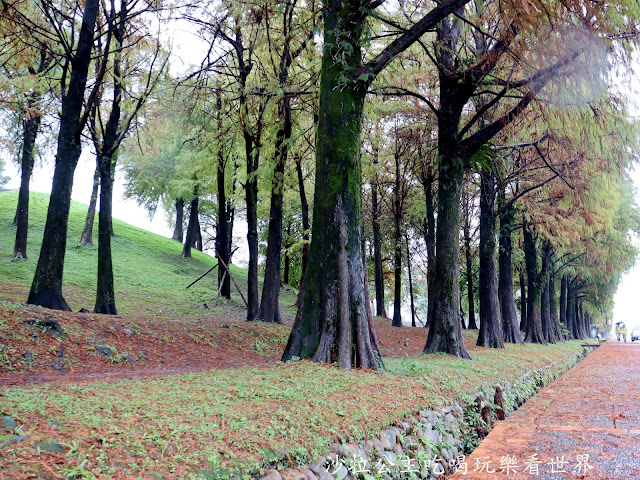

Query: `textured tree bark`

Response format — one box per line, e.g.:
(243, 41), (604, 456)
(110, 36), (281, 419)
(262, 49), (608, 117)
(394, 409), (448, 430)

(423, 147), (470, 358)
(540, 241), (555, 343)
(258, 96), (291, 324)
(182, 190), (199, 259)
(28, 0), (100, 310)
(477, 169), (503, 348)
(282, 1), (383, 369)
(392, 146), (403, 328)
(172, 198), (184, 243)
(498, 192), (523, 344)
(13, 104), (42, 260)
(423, 61), (472, 358)
(523, 225), (545, 343)
(463, 194), (477, 329)
(80, 165), (100, 246)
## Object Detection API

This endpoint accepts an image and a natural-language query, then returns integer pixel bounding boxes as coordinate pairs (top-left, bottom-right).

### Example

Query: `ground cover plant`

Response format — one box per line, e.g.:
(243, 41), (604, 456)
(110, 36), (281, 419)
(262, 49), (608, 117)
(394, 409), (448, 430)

(0, 340), (588, 479)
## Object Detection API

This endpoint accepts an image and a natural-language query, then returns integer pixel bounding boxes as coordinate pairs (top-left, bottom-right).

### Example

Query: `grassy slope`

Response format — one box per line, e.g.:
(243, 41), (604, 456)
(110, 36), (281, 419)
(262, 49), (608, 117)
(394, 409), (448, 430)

(0, 189), (594, 479)
(0, 190), (296, 317)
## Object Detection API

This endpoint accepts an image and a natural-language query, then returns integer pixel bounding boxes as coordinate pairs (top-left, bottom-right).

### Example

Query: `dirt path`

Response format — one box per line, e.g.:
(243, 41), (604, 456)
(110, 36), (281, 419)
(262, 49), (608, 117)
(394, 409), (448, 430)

(450, 340), (640, 480)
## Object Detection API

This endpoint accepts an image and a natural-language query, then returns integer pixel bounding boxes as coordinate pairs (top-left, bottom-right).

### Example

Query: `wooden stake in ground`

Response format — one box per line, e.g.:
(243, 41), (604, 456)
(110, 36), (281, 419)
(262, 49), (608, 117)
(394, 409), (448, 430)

(217, 255), (248, 308)
(215, 271), (228, 306)
(186, 263), (218, 289)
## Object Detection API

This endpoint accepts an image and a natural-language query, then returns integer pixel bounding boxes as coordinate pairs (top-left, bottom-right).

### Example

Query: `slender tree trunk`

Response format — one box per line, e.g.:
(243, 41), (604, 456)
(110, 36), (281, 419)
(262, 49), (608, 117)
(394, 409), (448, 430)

(421, 169), (435, 328)
(498, 192), (523, 344)
(80, 165), (100, 246)
(406, 236), (416, 327)
(94, 7), (127, 315)
(172, 198), (184, 243)
(13, 104), (42, 260)
(94, 156), (117, 314)
(295, 155), (310, 287)
(477, 168), (503, 348)
(244, 140), (260, 322)
(215, 92), (231, 298)
(559, 274), (567, 338)
(195, 216), (202, 251)
(463, 194), (477, 329)
(372, 149), (387, 318)
(258, 96), (291, 324)
(540, 241), (555, 343)
(519, 268), (527, 332)
(392, 147), (402, 328)
(182, 189), (199, 259)
(283, 222), (291, 286)
(282, 2), (383, 369)
(28, 0), (99, 310)
(549, 273), (562, 340)
(523, 225), (545, 343)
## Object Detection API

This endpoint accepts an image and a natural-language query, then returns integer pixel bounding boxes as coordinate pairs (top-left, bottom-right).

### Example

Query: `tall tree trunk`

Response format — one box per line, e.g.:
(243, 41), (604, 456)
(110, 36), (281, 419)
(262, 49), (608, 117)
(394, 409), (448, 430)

(28, 0), (100, 310)
(519, 268), (527, 332)
(94, 156), (117, 314)
(421, 169), (435, 328)
(215, 91), (231, 298)
(182, 189), (199, 259)
(549, 273), (562, 340)
(258, 95), (291, 324)
(244, 139), (259, 322)
(94, 6), (127, 315)
(195, 216), (202, 251)
(80, 165), (100, 246)
(463, 194), (477, 329)
(295, 155), (310, 288)
(423, 59), (472, 358)
(172, 198), (184, 243)
(559, 274), (567, 338)
(406, 236), (416, 327)
(13, 103), (42, 260)
(283, 222), (291, 286)
(523, 225), (545, 343)
(477, 168), (503, 348)
(282, 2), (383, 369)
(372, 148), (387, 318)
(392, 146), (402, 328)
(540, 241), (555, 343)
(498, 192), (523, 344)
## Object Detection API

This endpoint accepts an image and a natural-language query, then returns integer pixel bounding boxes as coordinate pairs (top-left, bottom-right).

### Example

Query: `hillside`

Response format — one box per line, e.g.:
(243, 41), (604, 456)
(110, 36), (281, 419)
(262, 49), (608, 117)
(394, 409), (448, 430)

(0, 189), (296, 317)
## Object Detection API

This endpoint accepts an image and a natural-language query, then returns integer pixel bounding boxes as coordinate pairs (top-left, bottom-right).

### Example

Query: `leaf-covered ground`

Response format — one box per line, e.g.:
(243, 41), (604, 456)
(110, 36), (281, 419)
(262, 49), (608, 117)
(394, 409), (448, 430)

(0, 340), (588, 480)
(0, 190), (594, 479)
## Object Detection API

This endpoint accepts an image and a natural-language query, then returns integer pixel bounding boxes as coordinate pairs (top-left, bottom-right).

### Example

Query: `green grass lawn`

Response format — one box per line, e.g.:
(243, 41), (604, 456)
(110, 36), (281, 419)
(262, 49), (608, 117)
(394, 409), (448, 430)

(0, 190), (297, 317)
(0, 341), (587, 480)
(0, 189), (595, 480)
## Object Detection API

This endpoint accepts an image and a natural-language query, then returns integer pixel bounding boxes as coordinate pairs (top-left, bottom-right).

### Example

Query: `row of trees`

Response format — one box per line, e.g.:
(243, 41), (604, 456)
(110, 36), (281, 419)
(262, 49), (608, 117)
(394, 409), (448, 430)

(1, 0), (167, 313)
(3, 0), (639, 369)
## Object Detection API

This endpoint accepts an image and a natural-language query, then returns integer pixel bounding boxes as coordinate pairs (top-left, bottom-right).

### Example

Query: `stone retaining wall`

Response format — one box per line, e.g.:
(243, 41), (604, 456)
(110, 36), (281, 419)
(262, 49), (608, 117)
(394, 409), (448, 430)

(255, 350), (587, 480)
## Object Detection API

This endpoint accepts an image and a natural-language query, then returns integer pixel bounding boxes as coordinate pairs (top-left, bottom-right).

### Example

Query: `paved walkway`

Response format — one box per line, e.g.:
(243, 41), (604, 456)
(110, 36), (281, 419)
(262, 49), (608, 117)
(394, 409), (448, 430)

(450, 340), (640, 480)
